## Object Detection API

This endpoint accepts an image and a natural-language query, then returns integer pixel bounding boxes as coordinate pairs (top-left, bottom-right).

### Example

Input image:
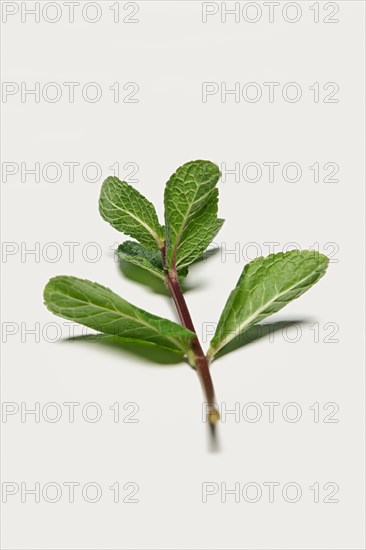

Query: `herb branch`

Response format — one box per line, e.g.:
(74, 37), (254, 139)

(44, 160), (329, 434)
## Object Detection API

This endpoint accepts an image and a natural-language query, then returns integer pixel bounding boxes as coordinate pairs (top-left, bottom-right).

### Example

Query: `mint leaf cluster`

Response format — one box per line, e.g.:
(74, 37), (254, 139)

(44, 160), (329, 429)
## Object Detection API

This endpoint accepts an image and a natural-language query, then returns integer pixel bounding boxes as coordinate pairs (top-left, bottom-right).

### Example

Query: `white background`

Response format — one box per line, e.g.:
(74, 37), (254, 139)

(1, 1), (365, 549)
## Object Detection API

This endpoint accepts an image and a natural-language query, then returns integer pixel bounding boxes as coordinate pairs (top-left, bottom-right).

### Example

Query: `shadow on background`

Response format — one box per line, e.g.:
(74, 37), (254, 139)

(62, 318), (311, 453)
(62, 319), (311, 367)
(118, 261), (168, 295)
(117, 246), (221, 295)
(214, 319), (311, 360)
(62, 334), (183, 366)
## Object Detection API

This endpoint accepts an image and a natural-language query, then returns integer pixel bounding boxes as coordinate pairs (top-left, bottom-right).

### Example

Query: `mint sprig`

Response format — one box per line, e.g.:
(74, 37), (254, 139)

(44, 160), (329, 434)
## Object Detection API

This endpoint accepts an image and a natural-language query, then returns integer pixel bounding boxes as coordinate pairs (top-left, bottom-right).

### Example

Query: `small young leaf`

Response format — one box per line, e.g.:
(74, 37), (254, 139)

(99, 177), (165, 251)
(164, 160), (221, 269)
(44, 276), (195, 354)
(117, 241), (165, 281)
(208, 250), (329, 360)
(117, 241), (189, 283)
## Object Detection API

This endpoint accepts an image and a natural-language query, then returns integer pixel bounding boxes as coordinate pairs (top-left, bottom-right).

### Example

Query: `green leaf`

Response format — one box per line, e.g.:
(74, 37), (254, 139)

(99, 177), (165, 251)
(208, 251), (329, 361)
(175, 189), (224, 270)
(117, 241), (165, 281)
(44, 276), (195, 354)
(164, 160), (221, 269)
